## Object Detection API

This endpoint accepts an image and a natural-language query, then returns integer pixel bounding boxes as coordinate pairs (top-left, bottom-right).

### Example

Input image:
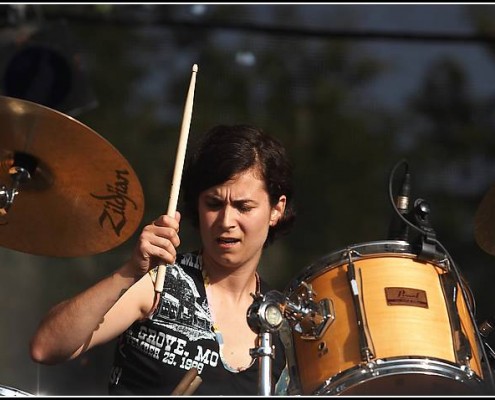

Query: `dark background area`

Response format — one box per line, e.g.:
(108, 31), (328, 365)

(1, 3), (495, 395)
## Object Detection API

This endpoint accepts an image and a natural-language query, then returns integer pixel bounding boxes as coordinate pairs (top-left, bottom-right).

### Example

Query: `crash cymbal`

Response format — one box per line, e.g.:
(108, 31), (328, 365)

(474, 184), (495, 256)
(0, 95), (144, 257)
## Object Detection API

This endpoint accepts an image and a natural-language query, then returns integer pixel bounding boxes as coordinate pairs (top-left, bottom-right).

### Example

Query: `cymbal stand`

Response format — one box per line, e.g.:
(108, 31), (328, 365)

(0, 152), (39, 215)
(0, 165), (31, 215)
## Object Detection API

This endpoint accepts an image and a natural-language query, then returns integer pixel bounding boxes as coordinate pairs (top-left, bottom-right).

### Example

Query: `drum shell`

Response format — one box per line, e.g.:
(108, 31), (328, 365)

(284, 240), (486, 395)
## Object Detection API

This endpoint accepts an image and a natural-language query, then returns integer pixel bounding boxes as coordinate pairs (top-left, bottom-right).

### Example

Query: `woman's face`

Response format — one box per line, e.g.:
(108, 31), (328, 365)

(198, 167), (286, 271)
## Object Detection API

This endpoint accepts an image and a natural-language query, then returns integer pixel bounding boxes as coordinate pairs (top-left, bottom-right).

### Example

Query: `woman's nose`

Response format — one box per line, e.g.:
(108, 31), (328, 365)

(218, 205), (236, 229)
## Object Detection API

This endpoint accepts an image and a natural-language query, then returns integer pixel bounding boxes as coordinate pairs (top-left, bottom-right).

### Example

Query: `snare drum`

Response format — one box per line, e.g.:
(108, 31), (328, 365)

(283, 240), (490, 395)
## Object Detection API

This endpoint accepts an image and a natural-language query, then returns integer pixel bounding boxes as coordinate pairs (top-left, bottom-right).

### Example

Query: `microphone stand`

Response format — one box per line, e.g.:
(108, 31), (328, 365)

(246, 291), (285, 396)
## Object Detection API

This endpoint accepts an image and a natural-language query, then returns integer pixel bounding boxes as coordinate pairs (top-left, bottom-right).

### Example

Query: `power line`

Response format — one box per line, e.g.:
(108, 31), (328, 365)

(34, 9), (495, 45)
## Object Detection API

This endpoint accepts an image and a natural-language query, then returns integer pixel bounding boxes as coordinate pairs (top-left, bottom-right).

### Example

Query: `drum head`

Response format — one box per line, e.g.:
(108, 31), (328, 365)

(285, 240), (415, 294)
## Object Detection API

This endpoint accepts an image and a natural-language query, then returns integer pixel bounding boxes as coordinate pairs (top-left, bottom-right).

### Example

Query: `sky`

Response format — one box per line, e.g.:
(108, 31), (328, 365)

(320, 4), (495, 108)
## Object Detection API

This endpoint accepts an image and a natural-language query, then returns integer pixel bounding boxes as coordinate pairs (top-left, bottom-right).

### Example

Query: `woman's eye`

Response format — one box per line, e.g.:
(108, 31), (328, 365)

(205, 201), (222, 210)
(238, 205), (253, 213)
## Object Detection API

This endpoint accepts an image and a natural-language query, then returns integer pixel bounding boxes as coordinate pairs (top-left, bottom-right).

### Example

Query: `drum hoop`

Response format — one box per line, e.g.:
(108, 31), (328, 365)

(313, 356), (485, 396)
(285, 240), (441, 294)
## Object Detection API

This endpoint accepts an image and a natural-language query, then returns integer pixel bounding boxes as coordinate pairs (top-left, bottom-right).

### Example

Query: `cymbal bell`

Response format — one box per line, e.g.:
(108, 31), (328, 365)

(474, 184), (495, 256)
(0, 95), (145, 257)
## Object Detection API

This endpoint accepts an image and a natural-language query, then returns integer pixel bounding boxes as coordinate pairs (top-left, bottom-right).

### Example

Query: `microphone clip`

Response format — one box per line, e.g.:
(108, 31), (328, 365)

(410, 198), (441, 261)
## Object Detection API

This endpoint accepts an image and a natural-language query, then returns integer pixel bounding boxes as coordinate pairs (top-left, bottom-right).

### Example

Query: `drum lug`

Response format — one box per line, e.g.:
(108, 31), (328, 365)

(460, 364), (476, 380)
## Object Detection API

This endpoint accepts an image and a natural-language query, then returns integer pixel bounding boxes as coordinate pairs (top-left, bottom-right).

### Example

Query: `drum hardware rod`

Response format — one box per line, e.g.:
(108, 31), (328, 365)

(277, 319), (301, 395)
(346, 258), (374, 362)
(247, 291), (285, 396)
(439, 272), (473, 366)
(483, 341), (495, 365)
(249, 332), (275, 396)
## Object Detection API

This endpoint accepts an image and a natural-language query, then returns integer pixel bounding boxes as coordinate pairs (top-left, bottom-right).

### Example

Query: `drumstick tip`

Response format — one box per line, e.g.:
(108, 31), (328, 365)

(192, 64), (199, 73)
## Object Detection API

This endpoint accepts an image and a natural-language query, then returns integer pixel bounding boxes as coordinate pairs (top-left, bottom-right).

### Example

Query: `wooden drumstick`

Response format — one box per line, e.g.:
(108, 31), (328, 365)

(170, 367), (202, 395)
(154, 64), (198, 293)
(183, 375), (203, 395)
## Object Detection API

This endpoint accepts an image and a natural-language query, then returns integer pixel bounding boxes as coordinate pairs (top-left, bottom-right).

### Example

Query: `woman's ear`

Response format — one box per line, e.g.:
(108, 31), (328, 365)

(270, 195), (287, 226)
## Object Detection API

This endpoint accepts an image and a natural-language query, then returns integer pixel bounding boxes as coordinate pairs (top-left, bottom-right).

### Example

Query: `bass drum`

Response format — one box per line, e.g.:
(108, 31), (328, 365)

(0, 384), (33, 396)
(283, 240), (492, 395)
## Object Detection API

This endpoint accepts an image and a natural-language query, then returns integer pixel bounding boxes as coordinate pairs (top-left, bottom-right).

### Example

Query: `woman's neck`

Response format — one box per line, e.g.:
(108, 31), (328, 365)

(202, 265), (259, 304)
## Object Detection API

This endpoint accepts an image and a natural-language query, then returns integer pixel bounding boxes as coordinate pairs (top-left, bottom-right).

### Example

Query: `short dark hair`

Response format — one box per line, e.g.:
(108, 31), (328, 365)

(182, 124), (296, 246)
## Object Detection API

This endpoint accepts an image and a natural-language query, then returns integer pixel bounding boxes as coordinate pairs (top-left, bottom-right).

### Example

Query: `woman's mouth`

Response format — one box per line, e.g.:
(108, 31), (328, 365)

(217, 237), (240, 247)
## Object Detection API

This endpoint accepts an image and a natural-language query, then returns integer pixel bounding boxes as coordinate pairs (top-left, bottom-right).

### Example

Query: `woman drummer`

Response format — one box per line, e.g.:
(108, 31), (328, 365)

(30, 124), (296, 395)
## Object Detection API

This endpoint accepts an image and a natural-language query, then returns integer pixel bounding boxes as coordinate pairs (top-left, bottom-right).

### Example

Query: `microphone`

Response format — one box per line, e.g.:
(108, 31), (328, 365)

(388, 164), (411, 241)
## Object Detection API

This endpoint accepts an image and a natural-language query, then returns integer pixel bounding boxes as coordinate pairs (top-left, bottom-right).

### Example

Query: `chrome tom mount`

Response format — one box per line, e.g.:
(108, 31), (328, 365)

(247, 284), (335, 395)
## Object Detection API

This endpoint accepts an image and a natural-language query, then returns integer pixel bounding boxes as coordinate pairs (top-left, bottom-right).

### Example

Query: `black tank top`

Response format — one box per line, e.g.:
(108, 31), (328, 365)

(108, 251), (286, 395)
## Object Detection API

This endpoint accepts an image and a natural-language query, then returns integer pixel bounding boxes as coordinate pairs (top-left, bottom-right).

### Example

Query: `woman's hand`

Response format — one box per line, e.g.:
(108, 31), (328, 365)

(129, 211), (182, 277)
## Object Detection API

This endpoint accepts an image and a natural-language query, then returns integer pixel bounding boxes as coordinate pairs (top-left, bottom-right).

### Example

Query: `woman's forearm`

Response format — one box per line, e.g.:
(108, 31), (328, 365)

(29, 263), (138, 365)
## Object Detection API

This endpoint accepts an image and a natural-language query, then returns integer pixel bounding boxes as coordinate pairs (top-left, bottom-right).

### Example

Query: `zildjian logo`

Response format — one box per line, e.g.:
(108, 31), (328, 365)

(90, 169), (138, 236)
